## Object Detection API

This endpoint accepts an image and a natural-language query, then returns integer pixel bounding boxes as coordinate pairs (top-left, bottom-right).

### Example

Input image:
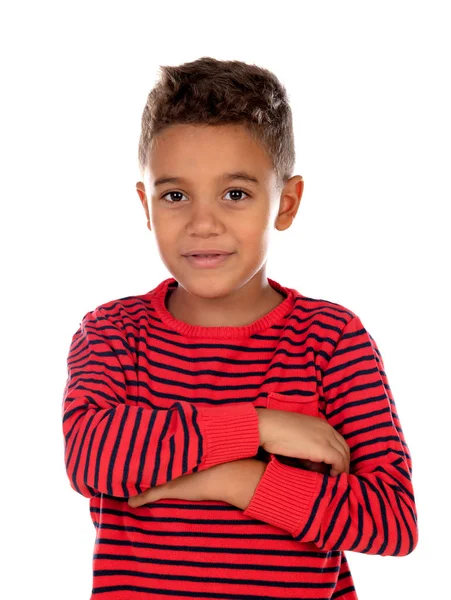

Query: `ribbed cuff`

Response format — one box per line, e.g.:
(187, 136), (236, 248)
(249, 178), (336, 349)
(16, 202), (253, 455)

(242, 455), (322, 536)
(198, 403), (261, 468)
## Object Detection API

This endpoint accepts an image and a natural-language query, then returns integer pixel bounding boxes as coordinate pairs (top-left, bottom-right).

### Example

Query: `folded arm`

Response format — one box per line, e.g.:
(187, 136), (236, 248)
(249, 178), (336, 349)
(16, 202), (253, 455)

(62, 307), (261, 499)
(242, 315), (419, 557)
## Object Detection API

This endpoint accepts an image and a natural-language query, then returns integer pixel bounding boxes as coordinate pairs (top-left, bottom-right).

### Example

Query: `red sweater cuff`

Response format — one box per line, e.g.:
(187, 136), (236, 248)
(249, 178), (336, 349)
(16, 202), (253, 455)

(199, 403), (260, 467)
(242, 455), (323, 536)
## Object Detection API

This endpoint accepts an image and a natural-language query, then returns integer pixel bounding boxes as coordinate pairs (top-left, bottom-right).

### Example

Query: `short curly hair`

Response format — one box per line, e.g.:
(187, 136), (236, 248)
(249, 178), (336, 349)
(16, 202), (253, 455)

(138, 56), (296, 193)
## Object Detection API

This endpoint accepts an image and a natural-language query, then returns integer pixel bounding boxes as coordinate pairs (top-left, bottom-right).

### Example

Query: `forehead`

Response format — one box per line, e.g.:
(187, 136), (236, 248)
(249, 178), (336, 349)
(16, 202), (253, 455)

(147, 123), (274, 188)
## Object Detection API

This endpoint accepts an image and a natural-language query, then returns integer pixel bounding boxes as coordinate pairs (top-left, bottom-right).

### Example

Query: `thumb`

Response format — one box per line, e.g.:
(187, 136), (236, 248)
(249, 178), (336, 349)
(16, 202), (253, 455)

(128, 491), (152, 507)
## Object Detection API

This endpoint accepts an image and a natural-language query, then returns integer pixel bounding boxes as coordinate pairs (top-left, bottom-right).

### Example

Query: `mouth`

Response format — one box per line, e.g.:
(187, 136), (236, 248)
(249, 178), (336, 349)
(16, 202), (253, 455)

(183, 251), (234, 257)
(183, 253), (235, 268)
(189, 253), (229, 257)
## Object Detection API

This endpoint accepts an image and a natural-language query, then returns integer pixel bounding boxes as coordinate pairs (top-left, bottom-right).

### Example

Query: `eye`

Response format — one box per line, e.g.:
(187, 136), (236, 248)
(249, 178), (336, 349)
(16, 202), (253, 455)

(160, 191), (186, 203)
(224, 189), (250, 202)
(160, 188), (250, 204)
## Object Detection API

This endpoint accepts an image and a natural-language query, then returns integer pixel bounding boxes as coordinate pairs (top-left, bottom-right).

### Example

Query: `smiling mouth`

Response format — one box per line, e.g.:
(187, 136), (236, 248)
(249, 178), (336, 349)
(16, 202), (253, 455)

(183, 253), (235, 268)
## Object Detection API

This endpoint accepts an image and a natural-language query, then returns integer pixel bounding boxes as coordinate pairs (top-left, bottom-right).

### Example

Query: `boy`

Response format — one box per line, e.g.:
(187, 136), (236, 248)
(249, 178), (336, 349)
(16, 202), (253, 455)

(62, 56), (418, 599)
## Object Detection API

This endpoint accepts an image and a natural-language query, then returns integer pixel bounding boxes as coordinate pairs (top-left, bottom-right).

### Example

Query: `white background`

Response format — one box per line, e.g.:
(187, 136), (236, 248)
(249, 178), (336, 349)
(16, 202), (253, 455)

(1, 1), (449, 598)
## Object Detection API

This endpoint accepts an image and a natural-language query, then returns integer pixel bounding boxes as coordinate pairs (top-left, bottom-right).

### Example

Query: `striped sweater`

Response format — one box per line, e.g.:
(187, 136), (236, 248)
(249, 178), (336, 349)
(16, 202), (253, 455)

(62, 276), (418, 599)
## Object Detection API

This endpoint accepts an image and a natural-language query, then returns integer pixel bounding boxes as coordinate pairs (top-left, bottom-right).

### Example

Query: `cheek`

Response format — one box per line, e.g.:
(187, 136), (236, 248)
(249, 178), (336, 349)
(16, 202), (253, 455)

(236, 217), (272, 250)
(150, 212), (179, 242)
(151, 206), (176, 228)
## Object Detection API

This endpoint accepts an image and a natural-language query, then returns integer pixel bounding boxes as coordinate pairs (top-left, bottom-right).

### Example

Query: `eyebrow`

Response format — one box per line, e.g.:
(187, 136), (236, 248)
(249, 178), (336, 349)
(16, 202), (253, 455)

(153, 171), (260, 188)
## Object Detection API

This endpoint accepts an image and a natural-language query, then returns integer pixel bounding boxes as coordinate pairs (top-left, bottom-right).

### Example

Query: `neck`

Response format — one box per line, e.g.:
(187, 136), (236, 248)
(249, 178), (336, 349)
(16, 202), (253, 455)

(166, 272), (286, 328)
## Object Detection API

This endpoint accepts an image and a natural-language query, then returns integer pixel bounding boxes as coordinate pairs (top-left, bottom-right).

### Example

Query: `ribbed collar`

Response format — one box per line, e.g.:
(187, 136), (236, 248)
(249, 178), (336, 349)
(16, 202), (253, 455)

(150, 277), (297, 339)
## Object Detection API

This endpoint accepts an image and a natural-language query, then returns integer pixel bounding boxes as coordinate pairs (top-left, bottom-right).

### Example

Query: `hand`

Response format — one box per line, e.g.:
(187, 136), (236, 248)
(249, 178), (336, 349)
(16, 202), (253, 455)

(127, 459), (266, 509)
(127, 461), (230, 507)
(257, 408), (350, 476)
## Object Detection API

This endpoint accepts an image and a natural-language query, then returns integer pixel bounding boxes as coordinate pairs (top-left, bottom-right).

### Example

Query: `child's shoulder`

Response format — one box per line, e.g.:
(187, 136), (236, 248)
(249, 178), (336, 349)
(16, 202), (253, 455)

(290, 286), (360, 326)
(288, 286), (381, 353)
(80, 290), (152, 327)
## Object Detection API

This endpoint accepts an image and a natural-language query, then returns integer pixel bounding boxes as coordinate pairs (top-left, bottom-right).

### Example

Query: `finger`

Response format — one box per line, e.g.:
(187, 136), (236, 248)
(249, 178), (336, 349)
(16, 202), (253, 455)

(128, 491), (153, 507)
(326, 440), (349, 476)
(329, 432), (350, 473)
(331, 429), (351, 465)
(128, 495), (145, 507)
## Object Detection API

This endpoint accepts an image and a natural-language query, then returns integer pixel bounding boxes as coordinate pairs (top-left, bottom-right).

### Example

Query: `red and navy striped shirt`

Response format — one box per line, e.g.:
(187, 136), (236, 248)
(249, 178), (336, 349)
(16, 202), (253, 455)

(62, 276), (418, 599)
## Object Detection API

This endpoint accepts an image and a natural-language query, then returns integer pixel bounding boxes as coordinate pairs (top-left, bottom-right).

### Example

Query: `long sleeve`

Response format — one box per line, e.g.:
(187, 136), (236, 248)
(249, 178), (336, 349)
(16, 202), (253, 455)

(242, 315), (418, 557)
(61, 307), (260, 499)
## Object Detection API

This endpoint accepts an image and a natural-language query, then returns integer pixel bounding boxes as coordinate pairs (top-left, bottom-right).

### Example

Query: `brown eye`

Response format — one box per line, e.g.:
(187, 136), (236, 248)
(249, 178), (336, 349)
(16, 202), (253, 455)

(161, 191), (185, 203)
(160, 189), (250, 204)
(224, 189), (250, 202)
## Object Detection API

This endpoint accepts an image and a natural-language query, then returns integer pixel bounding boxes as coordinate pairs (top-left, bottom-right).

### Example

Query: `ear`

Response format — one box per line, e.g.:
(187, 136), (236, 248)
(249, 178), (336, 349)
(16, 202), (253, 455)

(275, 176), (304, 231)
(136, 182), (151, 232)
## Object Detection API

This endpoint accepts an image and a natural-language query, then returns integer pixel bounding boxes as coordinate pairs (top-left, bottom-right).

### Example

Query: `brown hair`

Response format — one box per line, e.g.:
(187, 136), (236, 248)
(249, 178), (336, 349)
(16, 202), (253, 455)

(138, 56), (296, 192)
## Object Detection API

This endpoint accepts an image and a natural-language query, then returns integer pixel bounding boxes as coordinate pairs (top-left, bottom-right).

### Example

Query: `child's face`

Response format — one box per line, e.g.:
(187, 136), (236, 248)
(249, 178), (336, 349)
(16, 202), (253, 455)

(136, 123), (303, 295)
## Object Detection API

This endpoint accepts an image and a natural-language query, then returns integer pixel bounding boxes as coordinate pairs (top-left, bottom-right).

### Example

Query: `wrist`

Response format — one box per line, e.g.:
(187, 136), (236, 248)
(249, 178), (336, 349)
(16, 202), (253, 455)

(255, 407), (270, 446)
(226, 459), (267, 510)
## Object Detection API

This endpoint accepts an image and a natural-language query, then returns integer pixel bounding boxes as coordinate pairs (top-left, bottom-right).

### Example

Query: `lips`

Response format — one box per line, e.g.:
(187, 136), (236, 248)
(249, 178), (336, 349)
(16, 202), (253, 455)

(183, 250), (234, 256)
(184, 253), (234, 268)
